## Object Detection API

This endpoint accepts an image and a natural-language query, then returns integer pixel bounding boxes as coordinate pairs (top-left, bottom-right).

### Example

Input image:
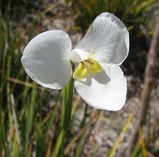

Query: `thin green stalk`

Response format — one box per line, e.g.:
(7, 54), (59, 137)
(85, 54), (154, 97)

(64, 77), (74, 129)
(24, 87), (37, 157)
(61, 78), (74, 157)
(52, 78), (74, 157)
(52, 130), (65, 157)
(61, 86), (68, 128)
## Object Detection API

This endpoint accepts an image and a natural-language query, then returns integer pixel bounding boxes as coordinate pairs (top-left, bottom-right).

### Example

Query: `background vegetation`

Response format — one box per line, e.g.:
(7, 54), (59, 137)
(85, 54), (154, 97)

(0, 0), (159, 157)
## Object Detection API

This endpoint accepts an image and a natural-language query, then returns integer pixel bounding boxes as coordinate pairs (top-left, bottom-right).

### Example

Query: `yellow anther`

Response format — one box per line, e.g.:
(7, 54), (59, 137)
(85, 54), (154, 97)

(73, 63), (88, 80)
(73, 58), (103, 80)
(83, 58), (103, 75)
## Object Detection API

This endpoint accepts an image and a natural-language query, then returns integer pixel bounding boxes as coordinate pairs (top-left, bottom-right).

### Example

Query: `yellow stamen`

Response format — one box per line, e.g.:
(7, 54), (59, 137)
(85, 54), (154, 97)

(83, 58), (102, 75)
(73, 62), (88, 80)
(73, 58), (103, 80)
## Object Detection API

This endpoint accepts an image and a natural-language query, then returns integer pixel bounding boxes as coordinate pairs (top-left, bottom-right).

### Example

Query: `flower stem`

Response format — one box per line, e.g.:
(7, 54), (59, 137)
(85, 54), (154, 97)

(61, 77), (74, 157)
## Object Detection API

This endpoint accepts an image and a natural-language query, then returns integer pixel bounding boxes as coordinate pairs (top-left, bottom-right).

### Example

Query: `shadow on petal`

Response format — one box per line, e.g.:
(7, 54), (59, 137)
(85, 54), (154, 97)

(76, 69), (110, 87)
(93, 69), (110, 85)
(76, 75), (92, 86)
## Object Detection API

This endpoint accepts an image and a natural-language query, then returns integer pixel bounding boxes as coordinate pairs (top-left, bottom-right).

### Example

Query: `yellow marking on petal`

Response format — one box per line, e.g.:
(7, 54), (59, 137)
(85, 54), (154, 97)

(83, 58), (103, 75)
(73, 63), (88, 80)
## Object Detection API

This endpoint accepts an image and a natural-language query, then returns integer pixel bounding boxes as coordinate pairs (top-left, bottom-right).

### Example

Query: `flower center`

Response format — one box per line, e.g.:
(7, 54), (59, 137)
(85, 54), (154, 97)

(73, 58), (103, 80)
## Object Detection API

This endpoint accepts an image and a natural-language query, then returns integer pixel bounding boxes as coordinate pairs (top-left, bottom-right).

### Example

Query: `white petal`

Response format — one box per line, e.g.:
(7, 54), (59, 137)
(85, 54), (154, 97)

(75, 64), (127, 111)
(70, 48), (89, 63)
(75, 12), (129, 65)
(21, 30), (72, 89)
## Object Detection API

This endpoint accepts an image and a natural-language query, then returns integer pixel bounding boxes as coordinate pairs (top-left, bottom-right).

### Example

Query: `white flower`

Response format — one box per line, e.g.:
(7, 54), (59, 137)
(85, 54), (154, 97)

(21, 12), (129, 111)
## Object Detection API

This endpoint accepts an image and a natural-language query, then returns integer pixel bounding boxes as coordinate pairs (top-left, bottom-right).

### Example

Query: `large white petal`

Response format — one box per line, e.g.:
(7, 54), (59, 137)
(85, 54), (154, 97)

(75, 64), (127, 111)
(73, 12), (129, 65)
(21, 30), (72, 89)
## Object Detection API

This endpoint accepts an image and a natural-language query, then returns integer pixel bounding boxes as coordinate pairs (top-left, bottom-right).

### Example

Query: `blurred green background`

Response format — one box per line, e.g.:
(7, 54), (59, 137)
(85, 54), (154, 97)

(0, 0), (159, 157)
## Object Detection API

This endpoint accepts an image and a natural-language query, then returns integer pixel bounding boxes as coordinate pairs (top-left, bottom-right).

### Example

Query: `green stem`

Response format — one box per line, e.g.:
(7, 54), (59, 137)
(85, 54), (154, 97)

(62, 78), (74, 157)
(64, 77), (74, 129)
